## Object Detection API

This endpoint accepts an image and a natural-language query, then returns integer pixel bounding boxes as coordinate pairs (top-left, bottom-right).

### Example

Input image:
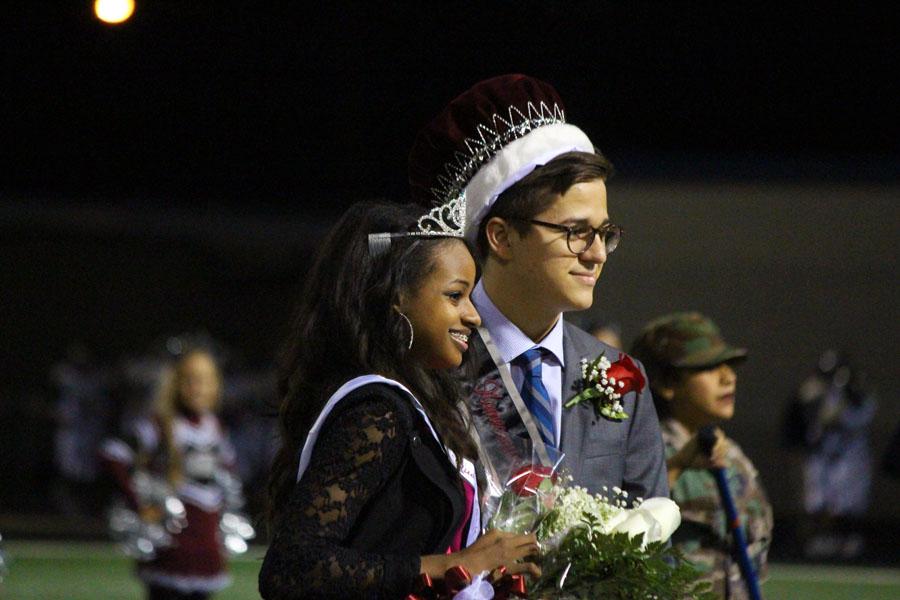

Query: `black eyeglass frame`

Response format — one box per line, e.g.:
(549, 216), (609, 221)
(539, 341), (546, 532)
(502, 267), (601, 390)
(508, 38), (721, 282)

(512, 218), (624, 255)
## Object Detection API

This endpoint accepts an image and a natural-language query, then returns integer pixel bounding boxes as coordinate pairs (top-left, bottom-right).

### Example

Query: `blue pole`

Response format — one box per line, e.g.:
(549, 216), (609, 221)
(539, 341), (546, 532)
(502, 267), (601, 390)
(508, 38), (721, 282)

(699, 426), (762, 600)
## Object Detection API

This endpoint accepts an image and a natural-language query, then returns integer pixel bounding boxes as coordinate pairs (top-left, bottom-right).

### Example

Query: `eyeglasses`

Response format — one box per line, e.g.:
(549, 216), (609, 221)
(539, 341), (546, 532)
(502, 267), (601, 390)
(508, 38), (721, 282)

(515, 218), (624, 255)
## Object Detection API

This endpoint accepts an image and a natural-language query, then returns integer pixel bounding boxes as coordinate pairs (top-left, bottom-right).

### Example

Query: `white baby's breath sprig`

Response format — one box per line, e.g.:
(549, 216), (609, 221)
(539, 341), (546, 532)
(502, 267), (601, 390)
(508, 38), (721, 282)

(566, 352), (630, 421)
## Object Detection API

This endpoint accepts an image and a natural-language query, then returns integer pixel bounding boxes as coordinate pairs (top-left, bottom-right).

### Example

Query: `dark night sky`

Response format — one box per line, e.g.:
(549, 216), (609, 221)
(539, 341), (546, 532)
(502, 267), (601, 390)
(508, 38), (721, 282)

(3, 3), (898, 211)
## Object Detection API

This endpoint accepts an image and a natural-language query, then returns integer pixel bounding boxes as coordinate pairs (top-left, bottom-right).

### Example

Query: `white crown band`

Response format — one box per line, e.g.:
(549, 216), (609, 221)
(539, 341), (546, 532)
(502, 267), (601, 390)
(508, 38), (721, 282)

(376, 96), (591, 255)
(462, 122), (594, 241)
(430, 101), (567, 206)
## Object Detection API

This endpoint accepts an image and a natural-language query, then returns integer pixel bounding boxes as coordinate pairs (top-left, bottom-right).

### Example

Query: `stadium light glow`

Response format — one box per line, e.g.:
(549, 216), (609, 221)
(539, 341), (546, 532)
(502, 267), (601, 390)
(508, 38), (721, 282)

(94, 0), (135, 25)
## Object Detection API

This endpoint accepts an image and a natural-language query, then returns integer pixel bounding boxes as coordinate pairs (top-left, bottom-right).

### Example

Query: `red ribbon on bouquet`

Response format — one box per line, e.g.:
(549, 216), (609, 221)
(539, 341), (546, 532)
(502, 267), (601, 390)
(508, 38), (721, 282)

(406, 564), (527, 600)
(508, 464), (557, 497)
(492, 565), (528, 599)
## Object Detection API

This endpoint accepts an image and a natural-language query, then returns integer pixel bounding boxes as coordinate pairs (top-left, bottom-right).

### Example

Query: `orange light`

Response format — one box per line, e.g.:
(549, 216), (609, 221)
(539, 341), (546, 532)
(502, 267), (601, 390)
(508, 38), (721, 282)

(94, 0), (135, 25)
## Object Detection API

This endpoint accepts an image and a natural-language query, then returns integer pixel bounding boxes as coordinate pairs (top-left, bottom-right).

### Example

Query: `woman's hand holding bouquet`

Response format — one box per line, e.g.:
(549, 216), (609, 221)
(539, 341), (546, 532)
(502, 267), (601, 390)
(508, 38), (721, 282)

(486, 453), (715, 599)
(423, 530), (542, 580)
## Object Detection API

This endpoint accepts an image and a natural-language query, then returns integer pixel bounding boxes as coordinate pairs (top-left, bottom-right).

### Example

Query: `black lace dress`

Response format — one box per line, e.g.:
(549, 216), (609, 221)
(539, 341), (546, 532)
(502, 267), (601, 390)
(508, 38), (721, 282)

(259, 384), (468, 600)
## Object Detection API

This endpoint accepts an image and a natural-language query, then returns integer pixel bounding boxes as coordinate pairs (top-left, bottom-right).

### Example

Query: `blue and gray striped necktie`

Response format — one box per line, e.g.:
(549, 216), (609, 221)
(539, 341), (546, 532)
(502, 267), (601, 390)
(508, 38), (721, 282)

(516, 347), (556, 449)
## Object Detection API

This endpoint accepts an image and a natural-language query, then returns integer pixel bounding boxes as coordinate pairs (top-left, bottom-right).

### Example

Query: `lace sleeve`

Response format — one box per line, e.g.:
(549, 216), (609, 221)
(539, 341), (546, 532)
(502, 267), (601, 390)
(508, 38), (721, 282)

(259, 393), (421, 599)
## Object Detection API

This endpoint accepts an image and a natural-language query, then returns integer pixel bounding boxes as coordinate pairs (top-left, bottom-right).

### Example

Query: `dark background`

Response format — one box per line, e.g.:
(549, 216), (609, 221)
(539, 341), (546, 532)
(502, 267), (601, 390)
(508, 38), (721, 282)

(2, 2), (898, 555)
(4, 3), (897, 204)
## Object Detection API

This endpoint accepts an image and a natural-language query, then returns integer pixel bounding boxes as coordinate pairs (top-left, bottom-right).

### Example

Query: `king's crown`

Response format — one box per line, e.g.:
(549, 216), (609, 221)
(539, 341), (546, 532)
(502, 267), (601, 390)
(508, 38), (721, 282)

(431, 101), (566, 205)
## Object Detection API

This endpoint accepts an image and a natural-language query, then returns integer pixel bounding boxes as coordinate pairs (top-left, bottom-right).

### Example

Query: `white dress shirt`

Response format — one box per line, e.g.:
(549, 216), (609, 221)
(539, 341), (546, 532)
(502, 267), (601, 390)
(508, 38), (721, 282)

(471, 280), (566, 444)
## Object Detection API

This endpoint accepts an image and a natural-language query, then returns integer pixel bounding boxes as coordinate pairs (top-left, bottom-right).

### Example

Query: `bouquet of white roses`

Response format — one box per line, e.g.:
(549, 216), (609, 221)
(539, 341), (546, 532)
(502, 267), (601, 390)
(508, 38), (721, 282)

(487, 455), (714, 599)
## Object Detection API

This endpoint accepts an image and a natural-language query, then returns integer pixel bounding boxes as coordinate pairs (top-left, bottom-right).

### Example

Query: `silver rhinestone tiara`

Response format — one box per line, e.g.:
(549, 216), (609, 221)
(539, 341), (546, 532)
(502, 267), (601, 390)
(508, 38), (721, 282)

(430, 101), (566, 206)
(367, 193), (466, 257)
(416, 190), (466, 236)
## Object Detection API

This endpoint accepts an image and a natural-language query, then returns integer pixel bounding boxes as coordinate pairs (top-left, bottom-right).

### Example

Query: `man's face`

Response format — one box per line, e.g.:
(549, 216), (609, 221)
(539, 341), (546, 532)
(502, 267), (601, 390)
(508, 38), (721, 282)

(506, 178), (609, 314)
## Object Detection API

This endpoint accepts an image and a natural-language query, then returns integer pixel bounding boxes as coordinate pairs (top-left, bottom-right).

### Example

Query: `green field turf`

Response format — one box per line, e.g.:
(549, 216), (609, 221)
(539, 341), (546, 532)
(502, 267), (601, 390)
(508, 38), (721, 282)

(2, 540), (899, 599)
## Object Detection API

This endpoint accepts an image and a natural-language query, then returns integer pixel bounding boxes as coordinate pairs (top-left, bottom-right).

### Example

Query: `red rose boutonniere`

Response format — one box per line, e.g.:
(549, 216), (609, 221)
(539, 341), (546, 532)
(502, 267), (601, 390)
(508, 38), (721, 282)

(564, 353), (646, 421)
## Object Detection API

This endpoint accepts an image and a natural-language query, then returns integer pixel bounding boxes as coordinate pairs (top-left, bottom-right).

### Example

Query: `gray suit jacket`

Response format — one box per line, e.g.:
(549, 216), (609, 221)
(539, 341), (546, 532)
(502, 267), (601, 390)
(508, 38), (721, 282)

(464, 320), (669, 501)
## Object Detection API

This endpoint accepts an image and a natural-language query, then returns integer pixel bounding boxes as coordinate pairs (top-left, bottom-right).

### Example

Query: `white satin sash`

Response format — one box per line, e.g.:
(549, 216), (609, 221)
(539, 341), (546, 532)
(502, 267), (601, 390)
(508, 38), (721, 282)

(476, 326), (552, 467)
(296, 374), (480, 547)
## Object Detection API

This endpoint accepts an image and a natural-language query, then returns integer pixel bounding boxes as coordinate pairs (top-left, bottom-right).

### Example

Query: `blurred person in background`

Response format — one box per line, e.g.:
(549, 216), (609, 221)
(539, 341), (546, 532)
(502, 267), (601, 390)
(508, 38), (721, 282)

(219, 367), (279, 514)
(50, 342), (112, 516)
(883, 419), (900, 480)
(631, 312), (773, 599)
(111, 351), (173, 437)
(783, 349), (877, 559)
(0, 532), (7, 582)
(100, 347), (240, 600)
(588, 319), (624, 350)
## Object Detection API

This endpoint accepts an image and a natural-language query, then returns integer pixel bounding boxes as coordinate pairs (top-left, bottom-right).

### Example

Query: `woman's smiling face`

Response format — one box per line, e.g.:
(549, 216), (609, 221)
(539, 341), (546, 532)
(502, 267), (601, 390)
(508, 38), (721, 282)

(402, 239), (481, 370)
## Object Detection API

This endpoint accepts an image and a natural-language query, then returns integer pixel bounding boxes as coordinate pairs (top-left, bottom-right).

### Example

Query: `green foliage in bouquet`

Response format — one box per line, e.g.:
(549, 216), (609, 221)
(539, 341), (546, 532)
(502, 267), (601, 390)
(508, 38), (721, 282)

(488, 463), (710, 598)
(489, 469), (560, 535)
(531, 513), (715, 600)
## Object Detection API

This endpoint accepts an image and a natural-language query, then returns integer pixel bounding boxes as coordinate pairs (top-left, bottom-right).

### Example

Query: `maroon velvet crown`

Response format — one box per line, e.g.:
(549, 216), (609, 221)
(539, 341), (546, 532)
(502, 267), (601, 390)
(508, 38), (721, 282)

(408, 74), (566, 207)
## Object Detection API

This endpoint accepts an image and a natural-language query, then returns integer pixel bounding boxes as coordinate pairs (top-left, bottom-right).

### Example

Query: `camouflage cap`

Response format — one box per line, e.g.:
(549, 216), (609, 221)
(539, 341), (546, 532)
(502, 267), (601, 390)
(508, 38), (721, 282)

(630, 312), (747, 370)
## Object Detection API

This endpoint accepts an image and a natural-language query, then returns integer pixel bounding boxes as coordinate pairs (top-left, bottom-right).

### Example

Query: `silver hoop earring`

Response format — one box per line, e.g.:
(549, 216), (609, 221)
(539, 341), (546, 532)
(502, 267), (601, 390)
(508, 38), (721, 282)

(397, 311), (414, 350)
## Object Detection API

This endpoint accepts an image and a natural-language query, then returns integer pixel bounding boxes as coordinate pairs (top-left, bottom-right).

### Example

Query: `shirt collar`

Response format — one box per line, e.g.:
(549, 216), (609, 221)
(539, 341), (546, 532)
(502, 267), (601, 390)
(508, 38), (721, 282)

(472, 279), (565, 367)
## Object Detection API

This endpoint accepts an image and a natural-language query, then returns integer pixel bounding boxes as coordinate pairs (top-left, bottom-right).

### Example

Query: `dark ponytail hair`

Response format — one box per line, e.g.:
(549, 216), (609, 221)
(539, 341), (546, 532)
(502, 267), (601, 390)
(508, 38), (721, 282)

(266, 201), (478, 525)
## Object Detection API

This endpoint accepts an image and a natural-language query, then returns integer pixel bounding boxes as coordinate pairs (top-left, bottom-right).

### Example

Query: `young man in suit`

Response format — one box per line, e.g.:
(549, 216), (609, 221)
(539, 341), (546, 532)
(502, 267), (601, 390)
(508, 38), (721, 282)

(408, 74), (669, 504)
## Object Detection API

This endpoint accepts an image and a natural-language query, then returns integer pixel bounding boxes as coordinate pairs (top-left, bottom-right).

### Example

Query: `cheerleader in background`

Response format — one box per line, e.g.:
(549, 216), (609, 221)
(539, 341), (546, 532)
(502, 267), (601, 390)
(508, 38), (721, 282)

(101, 348), (238, 600)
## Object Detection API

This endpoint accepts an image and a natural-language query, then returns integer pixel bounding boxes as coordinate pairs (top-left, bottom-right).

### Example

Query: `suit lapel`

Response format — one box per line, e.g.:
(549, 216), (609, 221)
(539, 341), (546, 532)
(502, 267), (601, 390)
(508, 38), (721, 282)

(467, 326), (589, 470)
(560, 322), (593, 470)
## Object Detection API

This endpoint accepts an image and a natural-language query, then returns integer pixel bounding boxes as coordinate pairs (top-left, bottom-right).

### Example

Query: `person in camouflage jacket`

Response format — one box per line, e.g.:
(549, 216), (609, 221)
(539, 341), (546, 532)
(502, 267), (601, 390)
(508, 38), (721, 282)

(631, 312), (773, 599)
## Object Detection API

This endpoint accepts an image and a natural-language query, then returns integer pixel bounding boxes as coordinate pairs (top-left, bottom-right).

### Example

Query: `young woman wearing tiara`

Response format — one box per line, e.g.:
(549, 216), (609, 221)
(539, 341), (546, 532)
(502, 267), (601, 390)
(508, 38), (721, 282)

(259, 201), (540, 599)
